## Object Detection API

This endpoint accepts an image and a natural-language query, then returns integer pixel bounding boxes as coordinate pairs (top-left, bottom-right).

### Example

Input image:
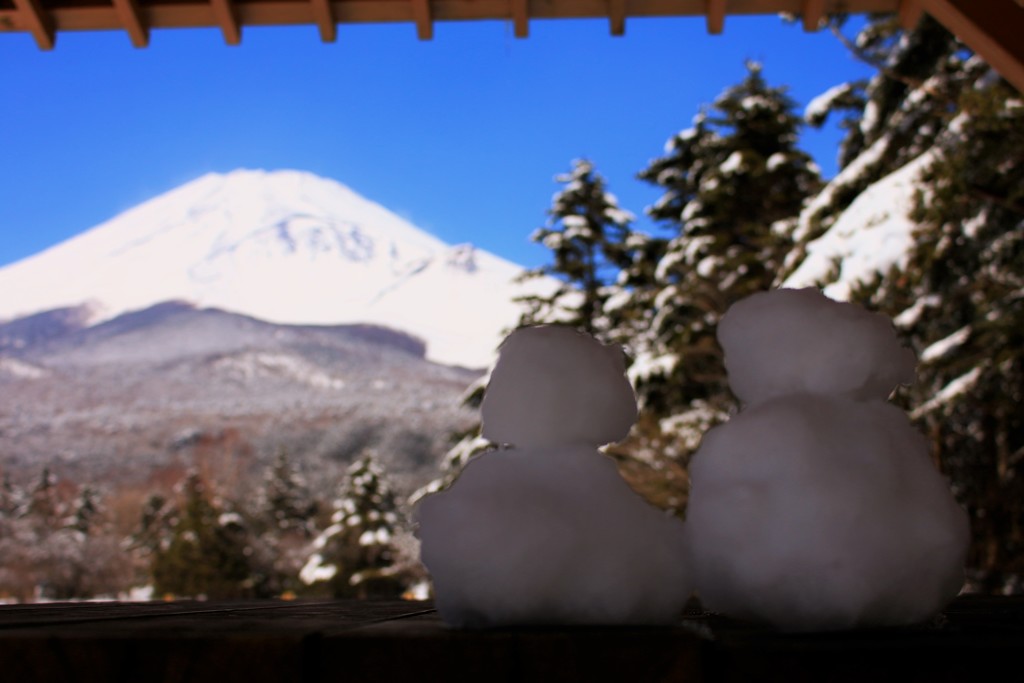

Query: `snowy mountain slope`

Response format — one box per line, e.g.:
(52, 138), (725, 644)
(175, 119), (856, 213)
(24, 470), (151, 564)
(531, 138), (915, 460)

(783, 153), (932, 300)
(0, 170), (549, 368)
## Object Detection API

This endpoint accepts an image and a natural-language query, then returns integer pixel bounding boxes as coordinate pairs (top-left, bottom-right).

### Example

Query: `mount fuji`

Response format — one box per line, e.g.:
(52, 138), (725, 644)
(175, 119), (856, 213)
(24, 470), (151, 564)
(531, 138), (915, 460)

(0, 169), (551, 368)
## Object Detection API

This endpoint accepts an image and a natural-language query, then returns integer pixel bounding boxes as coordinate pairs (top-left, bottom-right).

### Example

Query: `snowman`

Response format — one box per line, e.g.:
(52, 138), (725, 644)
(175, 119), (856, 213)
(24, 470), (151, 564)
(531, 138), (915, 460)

(417, 325), (691, 628)
(686, 288), (969, 631)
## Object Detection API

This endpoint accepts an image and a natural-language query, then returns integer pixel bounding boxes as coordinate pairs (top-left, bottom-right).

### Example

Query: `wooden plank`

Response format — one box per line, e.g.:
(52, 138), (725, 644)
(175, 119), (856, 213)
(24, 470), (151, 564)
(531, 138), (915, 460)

(898, 0), (923, 29)
(412, 0), (433, 39)
(111, 0), (149, 47)
(509, 0), (528, 36)
(310, 0), (336, 41)
(802, 0), (825, 31)
(706, 0), (725, 34)
(210, 0), (241, 44)
(0, 597), (1022, 683)
(609, 0), (626, 35)
(512, 0), (529, 37)
(12, 0), (54, 49)
(920, 0), (1024, 93)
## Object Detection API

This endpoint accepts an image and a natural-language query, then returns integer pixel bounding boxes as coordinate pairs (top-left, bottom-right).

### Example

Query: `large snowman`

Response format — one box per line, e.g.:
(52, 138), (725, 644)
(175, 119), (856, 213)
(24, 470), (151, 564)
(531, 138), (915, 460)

(417, 325), (691, 628)
(686, 288), (969, 631)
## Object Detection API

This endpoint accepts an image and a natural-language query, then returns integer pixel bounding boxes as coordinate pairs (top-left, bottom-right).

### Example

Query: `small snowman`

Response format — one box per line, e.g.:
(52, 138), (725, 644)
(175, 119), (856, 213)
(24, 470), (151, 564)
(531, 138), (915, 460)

(417, 325), (691, 628)
(687, 288), (969, 631)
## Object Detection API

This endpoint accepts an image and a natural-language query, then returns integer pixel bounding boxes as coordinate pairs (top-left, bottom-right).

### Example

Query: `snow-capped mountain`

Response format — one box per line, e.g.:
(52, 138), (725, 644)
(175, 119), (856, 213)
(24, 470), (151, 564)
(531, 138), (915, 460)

(0, 169), (549, 368)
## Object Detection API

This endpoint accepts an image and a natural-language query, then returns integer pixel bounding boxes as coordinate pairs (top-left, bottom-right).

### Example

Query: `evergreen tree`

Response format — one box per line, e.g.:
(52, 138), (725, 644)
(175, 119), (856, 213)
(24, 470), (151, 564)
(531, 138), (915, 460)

(784, 13), (964, 267)
(517, 159), (638, 335)
(248, 451), (320, 595)
(65, 485), (100, 535)
(634, 61), (821, 432)
(258, 450), (317, 536)
(0, 473), (25, 519)
(26, 466), (61, 530)
(300, 453), (405, 598)
(150, 472), (256, 599)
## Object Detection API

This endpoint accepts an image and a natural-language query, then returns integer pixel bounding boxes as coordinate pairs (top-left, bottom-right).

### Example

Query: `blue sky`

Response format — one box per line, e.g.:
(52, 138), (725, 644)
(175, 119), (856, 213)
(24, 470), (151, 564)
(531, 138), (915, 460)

(1, 16), (873, 270)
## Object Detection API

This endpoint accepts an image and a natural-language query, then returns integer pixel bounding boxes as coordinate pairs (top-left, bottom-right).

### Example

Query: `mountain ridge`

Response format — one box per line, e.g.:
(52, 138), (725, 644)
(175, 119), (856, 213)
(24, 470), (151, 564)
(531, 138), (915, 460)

(0, 301), (479, 493)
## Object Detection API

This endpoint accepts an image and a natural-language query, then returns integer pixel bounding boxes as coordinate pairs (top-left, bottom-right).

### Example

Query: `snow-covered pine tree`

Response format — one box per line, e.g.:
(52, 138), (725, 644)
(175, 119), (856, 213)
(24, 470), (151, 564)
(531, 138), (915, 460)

(300, 453), (405, 598)
(634, 61), (820, 440)
(26, 466), (61, 529)
(899, 79), (1024, 582)
(258, 450), (317, 536)
(785, 13), (1023, 588)
(65, 485), (100, 535)
(247, 450), (320, 596)
(0, 473), (25, 519)
(783, 13), (964, 272)
(150, 472), (256, 599)
(517, 159), (638, 336)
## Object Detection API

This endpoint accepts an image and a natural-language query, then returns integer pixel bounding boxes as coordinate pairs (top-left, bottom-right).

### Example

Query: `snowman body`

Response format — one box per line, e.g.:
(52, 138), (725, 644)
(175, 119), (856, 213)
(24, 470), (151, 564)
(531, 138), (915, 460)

(417, 325), (690, 628)
(687, 289), (969, 631)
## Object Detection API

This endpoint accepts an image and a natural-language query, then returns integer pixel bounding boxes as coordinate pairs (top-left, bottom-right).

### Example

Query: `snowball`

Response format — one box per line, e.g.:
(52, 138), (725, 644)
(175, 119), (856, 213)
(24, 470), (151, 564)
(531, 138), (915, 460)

(687, 394), (968, 631)
(481, 325), (637, 447)
(719, 288), (916, 404)
(418, 325), (689, 627)
(687, 289), (968, 631)
(417, 444), (690, 627)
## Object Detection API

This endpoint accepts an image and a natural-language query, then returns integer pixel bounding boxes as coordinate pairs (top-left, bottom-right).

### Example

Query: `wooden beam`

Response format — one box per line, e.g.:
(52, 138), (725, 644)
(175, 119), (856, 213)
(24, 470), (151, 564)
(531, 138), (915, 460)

(111, 0), (149, 47)
(411, 0), (432, 40)
(802, 0), (825, 31)
(512, 0), (529, 38)
(210, 0), (241, 45)
(898, 0), (923, 29)
(920, 0), (1024, 93)
(12, 0), (54, 49)
(310, 0), (336, 42)
(706, 0), (725, 34)
(609, 0), (625, 35)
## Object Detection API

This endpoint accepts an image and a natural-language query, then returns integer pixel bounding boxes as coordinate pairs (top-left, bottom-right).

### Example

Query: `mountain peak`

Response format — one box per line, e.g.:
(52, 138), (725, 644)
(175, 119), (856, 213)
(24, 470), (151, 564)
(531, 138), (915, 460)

(0, 170), (552, 368)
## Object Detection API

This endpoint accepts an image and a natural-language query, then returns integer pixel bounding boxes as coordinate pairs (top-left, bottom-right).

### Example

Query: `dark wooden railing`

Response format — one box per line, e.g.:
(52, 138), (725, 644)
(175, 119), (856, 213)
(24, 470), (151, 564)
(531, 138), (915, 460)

(1, 595), (1022, 682)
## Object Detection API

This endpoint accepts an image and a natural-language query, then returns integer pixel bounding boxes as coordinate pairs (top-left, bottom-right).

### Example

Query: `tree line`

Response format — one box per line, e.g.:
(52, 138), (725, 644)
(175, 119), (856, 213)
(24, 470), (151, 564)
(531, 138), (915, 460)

(0, 453), (422, 602)
(456, 13), (1023, 590)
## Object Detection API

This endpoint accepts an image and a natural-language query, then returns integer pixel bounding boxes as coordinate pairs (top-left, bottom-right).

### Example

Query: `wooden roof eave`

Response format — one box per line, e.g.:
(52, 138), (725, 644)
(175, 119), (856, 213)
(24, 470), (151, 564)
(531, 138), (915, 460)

(1, 0), (1022, 94)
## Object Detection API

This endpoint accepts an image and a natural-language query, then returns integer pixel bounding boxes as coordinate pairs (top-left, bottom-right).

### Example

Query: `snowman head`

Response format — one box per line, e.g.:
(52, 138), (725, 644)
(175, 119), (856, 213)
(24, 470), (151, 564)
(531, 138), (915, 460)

(481, 325), (638, 448)
(719, 288), (916, 405)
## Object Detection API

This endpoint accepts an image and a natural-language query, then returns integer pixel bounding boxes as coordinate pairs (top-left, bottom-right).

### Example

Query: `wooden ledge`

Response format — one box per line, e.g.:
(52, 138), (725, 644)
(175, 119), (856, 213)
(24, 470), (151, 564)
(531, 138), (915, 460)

(1, 595), (1022, 682)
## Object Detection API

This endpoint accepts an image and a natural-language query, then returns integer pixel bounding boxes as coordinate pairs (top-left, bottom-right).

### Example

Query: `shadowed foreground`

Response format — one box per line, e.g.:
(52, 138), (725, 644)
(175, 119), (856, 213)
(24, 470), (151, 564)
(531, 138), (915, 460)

(0, 596), (1021, 682)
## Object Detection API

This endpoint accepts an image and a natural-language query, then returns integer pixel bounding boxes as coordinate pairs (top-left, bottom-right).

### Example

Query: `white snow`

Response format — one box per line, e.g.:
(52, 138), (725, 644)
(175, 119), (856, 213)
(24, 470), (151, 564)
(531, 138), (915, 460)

(784, 152), (934, 299)
(920, 326), (971, 363)
(910, 367), (984, 420)
(720, 151), (745, 174)
(0, 357), (49, 379)
(766, 152), (788, 172)
(299, 553), (338, 584)
(213, 352), (345, 390)
(0, 169), (556, 369)
(791, 134), (897, 244)
(686, 288), (969, 631)
(417, 326), (690, 627)
(893, 295), (941, 329)
(804, 83), (854, 124)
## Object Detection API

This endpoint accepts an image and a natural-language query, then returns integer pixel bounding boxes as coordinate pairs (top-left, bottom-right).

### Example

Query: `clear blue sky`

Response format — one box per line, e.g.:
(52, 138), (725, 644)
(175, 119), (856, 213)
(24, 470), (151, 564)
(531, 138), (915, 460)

(1, 16), (873, 270)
